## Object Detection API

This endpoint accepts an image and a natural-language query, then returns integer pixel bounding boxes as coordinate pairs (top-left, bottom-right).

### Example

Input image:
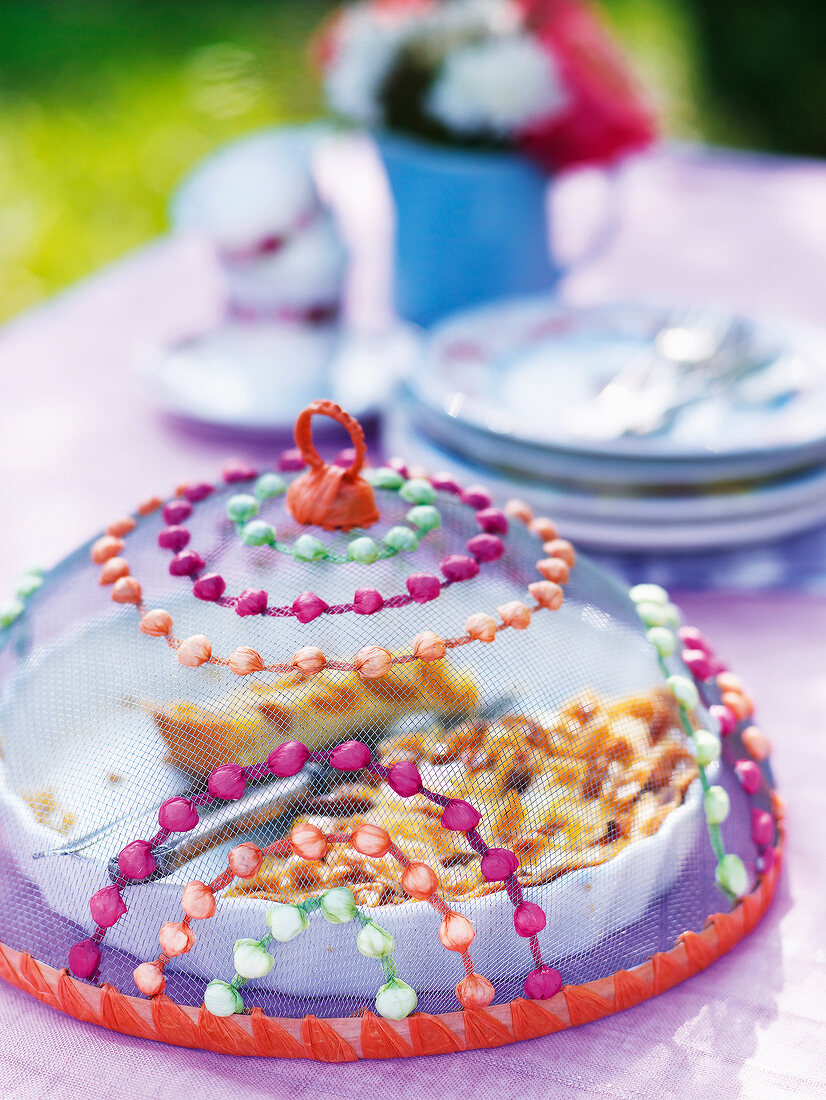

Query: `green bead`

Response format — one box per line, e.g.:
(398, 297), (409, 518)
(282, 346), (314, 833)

(383, 526), (419, 552)
(704, 785), (730, 824)
(367, 467), (404, 491)
(226, 493), (259, 523)
(254, 473), (286, 500)
(636, 601), (670, 628)
(662, 602), (682, 629)
(667, 674), (699, 710)
(693, 729), (721, 767)
(240, 520), (276, 547)
(407, 505), (440, 533)
(292, 534), (328, 562)
(16, 573), (44, 600)
(203, 980), (244, 1017)
(399, 478), (436, 505)
(646, 626), (675, 657)
(0, 598), (24, 628)
(347, 536), (379, 564)
(629, 583), (669, 605)
(715, 853), (748, 898)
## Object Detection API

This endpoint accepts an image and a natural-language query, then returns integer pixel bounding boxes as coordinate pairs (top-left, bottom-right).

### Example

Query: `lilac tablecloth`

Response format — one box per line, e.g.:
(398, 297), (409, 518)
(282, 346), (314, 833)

(0, 144), (824, 1097)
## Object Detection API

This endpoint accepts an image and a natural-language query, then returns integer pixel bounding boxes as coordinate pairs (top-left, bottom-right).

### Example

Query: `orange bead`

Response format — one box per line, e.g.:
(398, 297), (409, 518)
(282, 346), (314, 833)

(529, 517), (557, 542)
(722, 690), (753, 721)
(439, 911), (475, 952)
(351, 823), (391, 858)
(158, 921), (196, 957)
(504, 499), (533, 525)
(465, 612), (498, 643)
(112, 576), (142, 605)
(528, 580), (564, 610)
(107, 517), (136, 537)
(717, 671), (744, 693)
(412, 631), (446, 663)
(742, 725), (771, 761)
(228, 842), (264, 879)
(497, 601), (531, 629)
(133, 961), (166, 996)
(354, 646), (393, 680)
(91, 535), (124, 564)
(181, 881), (216, 920)
(99, 557), (130, 586)
(137, 496), (163, 516)
(536, 557), (570, 585)
(543, 538), (576, 568)
(177, 634), (212, 668)
(291, 647), (326, 677)
(456, 973), (495, 1008)
(401, 862), (438, 900)
(290, 821), (328, 861)
(228, 647), (265, 676)
(140, 609), (173, 636)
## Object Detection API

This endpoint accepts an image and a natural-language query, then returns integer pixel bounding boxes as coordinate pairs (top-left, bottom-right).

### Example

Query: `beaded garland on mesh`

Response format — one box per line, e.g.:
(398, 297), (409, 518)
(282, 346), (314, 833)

(0, 401), (781, 1057)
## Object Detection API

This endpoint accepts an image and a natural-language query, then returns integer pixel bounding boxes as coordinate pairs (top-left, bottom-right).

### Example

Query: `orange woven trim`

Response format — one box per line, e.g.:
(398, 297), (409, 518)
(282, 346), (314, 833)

(0, 838), (782, 1060)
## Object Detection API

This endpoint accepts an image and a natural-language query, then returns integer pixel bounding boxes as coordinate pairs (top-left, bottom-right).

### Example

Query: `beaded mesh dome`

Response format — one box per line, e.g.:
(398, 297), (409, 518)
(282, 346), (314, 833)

(0, 402), (782, 1059)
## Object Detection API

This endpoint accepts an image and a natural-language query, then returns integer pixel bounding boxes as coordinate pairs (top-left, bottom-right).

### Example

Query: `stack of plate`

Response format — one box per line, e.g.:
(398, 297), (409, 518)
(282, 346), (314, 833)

(385, 297), (826, 561)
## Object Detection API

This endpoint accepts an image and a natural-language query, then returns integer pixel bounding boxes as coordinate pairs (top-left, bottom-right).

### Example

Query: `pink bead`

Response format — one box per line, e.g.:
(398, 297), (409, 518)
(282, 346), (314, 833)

(90, 885), (126, 928)
(751, 808), (774, 847)
(169, 550), (204, 577)
(710, 703), (737, 736)
(334, 447), (356, 468)
(480, 847), (519, 882)
(184, 482), (213, 503)
(757, 847), (776, 874)
(268, 740), (311, 777)
(406, 573), (441, 603)
(529, 516), (557, 542)
(466, 533), (504, 562)
(387, 760), (422, 797)
(222, 460), (258, 483)
(461, 485), (492, 510)
(159, 921), (196, 958)
(181, 881), (215, 920)
(91, 535), (124, 564)
(677, 626), (713, 655)
(412, 631), (447, 662)
(158, 797), (199, 832)
(236, 588), (268, 616)
(228, 842), (264, 879)
(193, 573), (226, 601)
(441, 554), (480, 582)
(681, 648), (715, 681)
(117, 839), (156, 881)
(441, 799), (481, 832)
(69, 938), (101, 979)
(514, 900), (547, 937)
(329, 740), (371, 771)
(353, 588), (384, 615)
(292, 591), (329, 623)
(524, 965), (562, 1000)
(475, 507), (508, 535)
(735, 759), (762, 795)
(208, 762), (246, 800)
(430, 472), (462, 494)
(278, 447), (305, 472)
(162, 500), (192, 525)
(387, 456), (409, 478)
(134, 961), (166, 996)
(158, 526), (190, 552)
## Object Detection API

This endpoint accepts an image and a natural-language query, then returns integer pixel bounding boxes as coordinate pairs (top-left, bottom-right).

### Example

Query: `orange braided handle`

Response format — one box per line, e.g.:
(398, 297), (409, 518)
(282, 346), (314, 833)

(286, 401), (379, 531)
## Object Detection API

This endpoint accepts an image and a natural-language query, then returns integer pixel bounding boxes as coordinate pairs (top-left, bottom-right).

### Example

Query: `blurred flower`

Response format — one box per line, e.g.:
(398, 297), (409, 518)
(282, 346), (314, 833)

(203, 979), (244, 1017)
(356, 921), (395, 958)
(375, 976), (417, 1019)
(266, 902), (309, 942)
(233, 938), (275, 978)
(320, 886), (357, 923)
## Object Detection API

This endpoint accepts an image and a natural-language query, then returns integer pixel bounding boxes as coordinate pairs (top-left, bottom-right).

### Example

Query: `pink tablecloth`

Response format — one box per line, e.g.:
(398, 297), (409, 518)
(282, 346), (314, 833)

(0, 144), (824, 1098)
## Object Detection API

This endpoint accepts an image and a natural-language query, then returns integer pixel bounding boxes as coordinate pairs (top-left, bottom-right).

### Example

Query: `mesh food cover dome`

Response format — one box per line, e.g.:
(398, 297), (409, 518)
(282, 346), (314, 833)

(0, 401), (782, 1060)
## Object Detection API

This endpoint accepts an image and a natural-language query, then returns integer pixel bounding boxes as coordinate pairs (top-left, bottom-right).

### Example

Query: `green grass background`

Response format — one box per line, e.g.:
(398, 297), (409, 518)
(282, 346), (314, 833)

(0, 0), (819, 321)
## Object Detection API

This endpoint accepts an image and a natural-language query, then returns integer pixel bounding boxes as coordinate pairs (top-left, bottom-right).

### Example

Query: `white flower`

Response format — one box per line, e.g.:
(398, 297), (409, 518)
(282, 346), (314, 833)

(266, 903), (309, 942)
(426, 33), (566, 137)
(203, 979), (244, 1017)
(320, 886), (357, 924)
(356, 921), (395, 959)
(375, 977), (417, 1020)
(233, 938), (275, 979)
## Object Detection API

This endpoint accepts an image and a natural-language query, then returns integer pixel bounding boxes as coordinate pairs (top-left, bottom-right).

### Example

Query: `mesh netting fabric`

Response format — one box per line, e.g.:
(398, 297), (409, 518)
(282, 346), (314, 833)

(0, 463), (776, 1028)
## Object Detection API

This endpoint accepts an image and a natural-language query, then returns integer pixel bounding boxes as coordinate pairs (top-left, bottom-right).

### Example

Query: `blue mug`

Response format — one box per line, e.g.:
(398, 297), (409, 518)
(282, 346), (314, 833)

(376, 133), (617, 328)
